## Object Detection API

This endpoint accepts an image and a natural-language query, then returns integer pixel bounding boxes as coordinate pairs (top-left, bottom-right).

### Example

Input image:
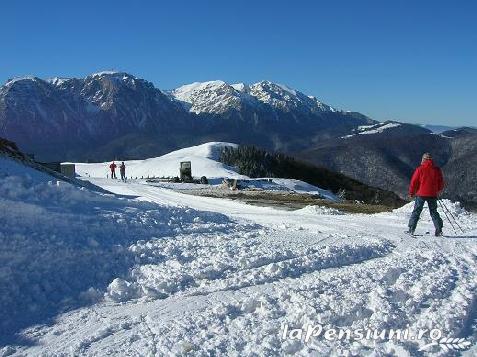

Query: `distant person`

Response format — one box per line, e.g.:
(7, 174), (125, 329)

(407, 153), (444, 236)
(120, 162), (126, 182)
(109, 161), (117, 179)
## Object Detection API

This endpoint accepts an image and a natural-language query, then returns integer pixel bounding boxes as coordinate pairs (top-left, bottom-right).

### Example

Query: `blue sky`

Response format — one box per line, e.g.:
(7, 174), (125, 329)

(1, 0), (475, 126)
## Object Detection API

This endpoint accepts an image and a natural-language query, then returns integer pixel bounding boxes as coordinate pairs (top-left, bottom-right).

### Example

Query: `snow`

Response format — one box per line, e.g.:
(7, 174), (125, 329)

(268, 178), (337, 201)
(171, 80), (335, 114)
(172, 81), (227, 103)
(47, 77), (70, 86)
(90, 71), (122, 77)
(72, 142), (245, 180)
(1, 153), (477, 355)
(358, 122), (401, 135)
(296, 205), (344, 215)
(171, 81), (245, 114)
(231, 83), (249, 92)
(275, 82), (297, 96)
(342, 122), (402, 139)
(71, 142), (337, 200)
(357, 124), (376, 131)
(3, 76), (37, 87)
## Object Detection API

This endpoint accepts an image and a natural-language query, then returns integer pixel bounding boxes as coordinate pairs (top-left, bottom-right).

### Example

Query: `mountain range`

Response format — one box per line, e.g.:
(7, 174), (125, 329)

(0, 72), (374, 161)
(1, 71), (475, 206)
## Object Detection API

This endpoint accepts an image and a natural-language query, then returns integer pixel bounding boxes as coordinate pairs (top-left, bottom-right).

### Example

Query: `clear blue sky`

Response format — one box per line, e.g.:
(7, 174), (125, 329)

(1, 0), (475, 126)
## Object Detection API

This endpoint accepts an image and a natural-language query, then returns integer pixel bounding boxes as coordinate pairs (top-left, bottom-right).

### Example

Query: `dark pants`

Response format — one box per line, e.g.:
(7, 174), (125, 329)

(408, 196), (443, 232)
(120, 171), (126, 181)
(111, 170), (116, 179)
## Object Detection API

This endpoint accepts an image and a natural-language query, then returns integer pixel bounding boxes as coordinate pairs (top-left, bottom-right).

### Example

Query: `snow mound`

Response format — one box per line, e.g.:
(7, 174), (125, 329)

(2, 152), (477, 355)
(0, 157), (52, 183)
(0, 156), (238, 343)
(295, 205), (343, 215)
(105, 233), (393, 303)
(73, 142), (245, 180)
(271, 178), (338, 201)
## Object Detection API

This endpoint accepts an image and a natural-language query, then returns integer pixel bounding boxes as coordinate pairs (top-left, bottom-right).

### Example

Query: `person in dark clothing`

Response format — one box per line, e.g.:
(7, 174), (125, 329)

(407, 153), (444, 236)
(120, 162), (126, 182)
(109, 161), (117, 179)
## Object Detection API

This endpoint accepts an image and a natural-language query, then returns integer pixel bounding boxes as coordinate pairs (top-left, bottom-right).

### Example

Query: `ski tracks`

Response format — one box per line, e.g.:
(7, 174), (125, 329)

(8, 180), (477, 356)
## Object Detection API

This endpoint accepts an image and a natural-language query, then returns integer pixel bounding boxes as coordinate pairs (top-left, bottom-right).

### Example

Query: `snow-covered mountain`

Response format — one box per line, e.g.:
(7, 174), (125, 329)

(0, 72), (188, 160)
(171, 80), (335, 115)
(301, 120), (477, 206)
(0, 72), (375, 161)
(2, 72), (475, 205)
(340, 120), (431, 139)
(171, 81), (254, 114)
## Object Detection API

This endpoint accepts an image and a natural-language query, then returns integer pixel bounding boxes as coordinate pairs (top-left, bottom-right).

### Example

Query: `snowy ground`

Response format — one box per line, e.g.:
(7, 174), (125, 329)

(70, 142), (338, 201)
(1, 156), (477, 356)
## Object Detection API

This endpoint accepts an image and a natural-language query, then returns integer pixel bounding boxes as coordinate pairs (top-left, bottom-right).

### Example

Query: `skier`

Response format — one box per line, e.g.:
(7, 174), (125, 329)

(109, 161), (117, 179)
(120, 162), (126, 182)
(407, 153), (444, 236)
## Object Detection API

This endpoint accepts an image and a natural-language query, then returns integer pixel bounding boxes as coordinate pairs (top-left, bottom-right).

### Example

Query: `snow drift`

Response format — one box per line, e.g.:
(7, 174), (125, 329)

(1, 151), (476, 355)
(0, 156), (238, 344)
(72, 142), (246, 180)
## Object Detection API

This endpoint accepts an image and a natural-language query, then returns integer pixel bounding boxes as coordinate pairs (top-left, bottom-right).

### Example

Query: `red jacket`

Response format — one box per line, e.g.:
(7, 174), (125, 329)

(109, 163), (117, 171)
(409, 159), (444, 197)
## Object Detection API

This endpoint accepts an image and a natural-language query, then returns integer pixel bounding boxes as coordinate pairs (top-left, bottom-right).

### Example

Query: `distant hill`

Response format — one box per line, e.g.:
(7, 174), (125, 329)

(420, 124), (457, 134)
(296, 129), (477, 209)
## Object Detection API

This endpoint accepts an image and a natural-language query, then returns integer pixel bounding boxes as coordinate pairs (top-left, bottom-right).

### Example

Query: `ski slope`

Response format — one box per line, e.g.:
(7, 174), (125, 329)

(72, 142), (246, 180)
(71, 142), (338, 200)
(1, 155), (477, 356)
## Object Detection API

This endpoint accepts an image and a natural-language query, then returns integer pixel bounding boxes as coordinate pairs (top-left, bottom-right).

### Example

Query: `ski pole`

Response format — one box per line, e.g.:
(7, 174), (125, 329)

(438, 199), (465, 233)
(437, 200), (458, 234)
(443, 203), (465, 233)
(438, 199), (456, 230)
(440, 200), (464, 232)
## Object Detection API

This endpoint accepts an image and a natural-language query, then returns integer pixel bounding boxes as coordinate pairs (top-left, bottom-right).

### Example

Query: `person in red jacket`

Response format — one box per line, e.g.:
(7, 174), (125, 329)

(407, 153), (444, 236)
(109, 161), (117, 179)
